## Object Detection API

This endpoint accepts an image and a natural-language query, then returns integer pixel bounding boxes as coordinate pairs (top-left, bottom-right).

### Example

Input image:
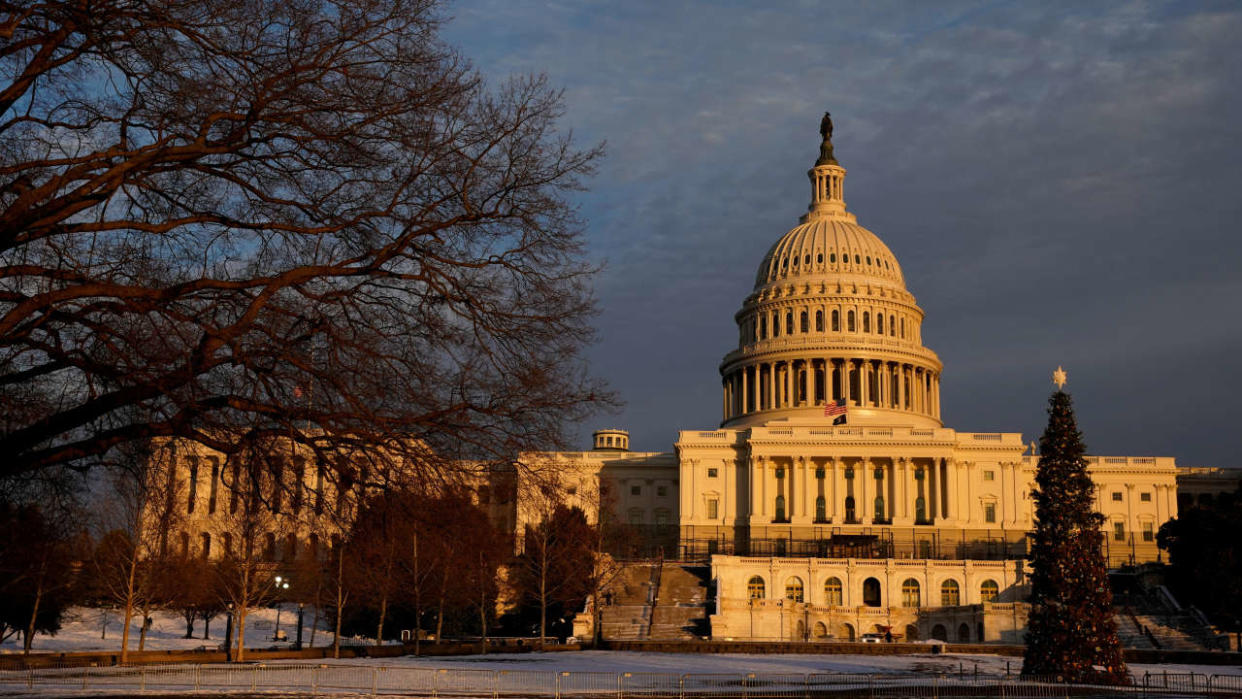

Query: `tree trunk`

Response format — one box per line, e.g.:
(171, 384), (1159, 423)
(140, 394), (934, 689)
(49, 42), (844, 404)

(137, 597), (153, 651)
(22, 557), (46, 654)
(376, 593), (388, 648)
(183, 610), (195, 638)
(332, 549), (345, 659)
(119, 547), (139, 664)
(539, 547), (548, 649)
(202, 614), (211, 640)
(236, 565), (251, 662)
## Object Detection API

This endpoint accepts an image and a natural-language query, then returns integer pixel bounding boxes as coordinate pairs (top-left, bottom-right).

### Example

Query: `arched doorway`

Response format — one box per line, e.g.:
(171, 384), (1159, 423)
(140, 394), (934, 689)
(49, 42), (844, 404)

(905, 624), (920, 641)
(957, 623), (971, 642)
(862, 577), (882, 607)
(840, 622), (856, 642)
(931, 624), (947, 641)
(814, 622), (828, 640)
(977, 622), (985, 642)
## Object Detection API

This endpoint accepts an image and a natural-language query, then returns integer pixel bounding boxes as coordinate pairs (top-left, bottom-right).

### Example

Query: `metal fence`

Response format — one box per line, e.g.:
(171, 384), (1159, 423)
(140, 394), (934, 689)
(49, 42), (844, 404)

(1, 663), (1240, 697)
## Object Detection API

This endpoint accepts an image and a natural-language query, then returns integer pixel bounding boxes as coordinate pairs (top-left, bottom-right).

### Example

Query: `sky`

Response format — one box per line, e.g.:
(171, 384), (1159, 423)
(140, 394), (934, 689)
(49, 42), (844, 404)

(441, 1), (1242, 468)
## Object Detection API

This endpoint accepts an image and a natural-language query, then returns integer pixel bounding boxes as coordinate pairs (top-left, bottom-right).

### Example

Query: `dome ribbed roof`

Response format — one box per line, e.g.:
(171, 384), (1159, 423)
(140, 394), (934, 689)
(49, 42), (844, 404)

(755, 218), (905, 289)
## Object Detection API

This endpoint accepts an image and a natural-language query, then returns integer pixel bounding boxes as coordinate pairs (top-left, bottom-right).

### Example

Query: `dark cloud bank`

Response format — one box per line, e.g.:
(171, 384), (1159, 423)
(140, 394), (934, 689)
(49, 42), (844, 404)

(443, 1), (1242, 467)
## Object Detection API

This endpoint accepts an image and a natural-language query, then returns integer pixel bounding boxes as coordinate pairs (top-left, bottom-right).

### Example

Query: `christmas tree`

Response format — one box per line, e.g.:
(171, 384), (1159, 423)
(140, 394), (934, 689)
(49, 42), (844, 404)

(1022, 370), (1128, 684)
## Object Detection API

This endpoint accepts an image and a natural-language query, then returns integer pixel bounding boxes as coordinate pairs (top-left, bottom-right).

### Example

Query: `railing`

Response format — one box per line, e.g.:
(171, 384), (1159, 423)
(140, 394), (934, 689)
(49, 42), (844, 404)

(2, 664), (1240, 698)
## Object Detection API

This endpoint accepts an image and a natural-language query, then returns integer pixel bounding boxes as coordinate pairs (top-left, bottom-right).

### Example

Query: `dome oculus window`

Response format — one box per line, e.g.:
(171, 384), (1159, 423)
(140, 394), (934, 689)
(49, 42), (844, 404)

(817, 253), (823, 263)
(804, 254), (811, 265)
(855, 254), (861, 264)
(866, 256), (872, 265)
(829, 253), (836, 263)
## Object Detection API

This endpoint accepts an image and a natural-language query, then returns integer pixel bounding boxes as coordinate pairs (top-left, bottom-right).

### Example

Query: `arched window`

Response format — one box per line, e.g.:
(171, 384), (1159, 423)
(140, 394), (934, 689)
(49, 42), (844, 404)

(823, 577), (843, 606)
(785, 312), (793, 335)
(263, 533), (277, 562)
(958, 624), (971, 642)
(931, 624), (947, 642)
(980, 580), (999, 603)
(815, 310), (823, 332)
(889, 314), (896, 336)
(877, 314), (884, 335)
(847, 310), (856, 332)
(901, 317), (906, 338)
(179, 531), (190, 558)
(747, 576), (766, 599)
(874, 496), (885, 522)
(815, 496), (826, 522)
(760, 315), (767, 339)
(863, 311), (870, 333)
(941, 579), (960, 606)
(785, 577), (804, 603)
(800, 311), (808, 333)
(814, 621), (828, 639)
(774, 494), (786, 522)
(284, 534), (298, 562)
(772, 311), (780, 337)
(308, 533), (319, 561)
(844, 495), (856, 523)
(200, 533), (211, 560)
(863, 577), (882, 607)
(831, 310), (840, 332)
(901, 578), (921, 608)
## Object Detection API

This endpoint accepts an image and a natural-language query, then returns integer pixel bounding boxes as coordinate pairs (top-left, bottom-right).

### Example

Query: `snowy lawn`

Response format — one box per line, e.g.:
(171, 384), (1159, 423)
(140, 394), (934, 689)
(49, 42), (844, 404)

(0, 606), (350, 654)
(274, 650), (1242, 679)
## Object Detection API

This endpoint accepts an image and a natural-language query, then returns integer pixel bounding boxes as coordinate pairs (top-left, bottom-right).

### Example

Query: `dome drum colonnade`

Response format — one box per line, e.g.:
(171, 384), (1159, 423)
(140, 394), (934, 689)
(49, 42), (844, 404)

(719, 116), (942, 430)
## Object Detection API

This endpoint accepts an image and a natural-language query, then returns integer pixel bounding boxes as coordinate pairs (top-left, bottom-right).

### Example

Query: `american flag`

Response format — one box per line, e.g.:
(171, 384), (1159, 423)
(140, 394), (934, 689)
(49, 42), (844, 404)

(823, 399), (847, 421)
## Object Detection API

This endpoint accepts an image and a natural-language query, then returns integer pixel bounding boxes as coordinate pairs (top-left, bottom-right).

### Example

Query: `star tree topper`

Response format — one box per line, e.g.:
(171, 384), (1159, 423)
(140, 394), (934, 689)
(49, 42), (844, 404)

(1052, 366), (1068, 390)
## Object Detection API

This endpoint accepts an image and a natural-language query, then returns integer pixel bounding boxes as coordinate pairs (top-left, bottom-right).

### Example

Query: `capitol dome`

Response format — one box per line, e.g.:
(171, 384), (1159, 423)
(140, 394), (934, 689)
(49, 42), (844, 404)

(720, 114), (943, 429)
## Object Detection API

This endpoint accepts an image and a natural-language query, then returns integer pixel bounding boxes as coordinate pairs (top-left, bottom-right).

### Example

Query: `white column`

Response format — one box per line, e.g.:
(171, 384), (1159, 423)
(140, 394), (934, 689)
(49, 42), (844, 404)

(898, 365), (906, 410)
(928, 457), (938, 521)
(832, 457), (844, 522)
(860, 458), (872, 526)
(859, 360), (870, 408)
(741, 366), (750, 414)
(842, 360), (852, 406)
(798, 457), (810, 523)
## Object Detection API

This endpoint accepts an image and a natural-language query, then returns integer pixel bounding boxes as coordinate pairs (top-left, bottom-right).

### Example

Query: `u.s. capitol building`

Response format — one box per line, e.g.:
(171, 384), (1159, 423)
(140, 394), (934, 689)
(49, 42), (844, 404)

(514, 115), (1201, 643)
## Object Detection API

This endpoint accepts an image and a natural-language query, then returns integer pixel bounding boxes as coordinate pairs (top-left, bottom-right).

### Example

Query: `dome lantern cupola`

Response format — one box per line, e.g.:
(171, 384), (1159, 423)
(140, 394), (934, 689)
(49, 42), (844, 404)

(804, 111), (849, 221)
(719, 113), (944, 429)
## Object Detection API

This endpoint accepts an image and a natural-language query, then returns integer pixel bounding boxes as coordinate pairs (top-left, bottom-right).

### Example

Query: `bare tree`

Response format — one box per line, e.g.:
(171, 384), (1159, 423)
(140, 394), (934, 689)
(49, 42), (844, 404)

(211, 443), (284, 663)
(90, 444), (183, 663)
(0, 0), (612, 485)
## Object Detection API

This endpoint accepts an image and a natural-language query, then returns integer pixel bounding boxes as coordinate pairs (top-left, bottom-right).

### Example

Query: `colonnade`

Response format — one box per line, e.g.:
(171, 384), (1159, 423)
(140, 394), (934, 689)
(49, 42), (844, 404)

(722, 358), (939, 422)
(746, 456), (956, 527)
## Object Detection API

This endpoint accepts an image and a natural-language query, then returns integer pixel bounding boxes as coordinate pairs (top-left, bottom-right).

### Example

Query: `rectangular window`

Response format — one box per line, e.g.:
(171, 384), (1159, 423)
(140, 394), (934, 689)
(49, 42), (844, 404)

(982, 470), (995, 482)
(707, 499), (718, 519)
(1142, 522), (1154, 542)
(1114, 523), (1126, 541)
(1140, 492), (1152, 502)
(707, 467), (718, 478)
(1112, 492), (1123, 501)
(984, 502), (996, 523)
(630, 485), (641, 496)
(656, 485), (668, 497)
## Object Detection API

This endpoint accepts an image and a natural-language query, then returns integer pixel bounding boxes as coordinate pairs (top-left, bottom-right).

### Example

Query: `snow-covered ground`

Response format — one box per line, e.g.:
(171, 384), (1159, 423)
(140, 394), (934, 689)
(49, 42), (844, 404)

(0, 606), (343, 654)
(282, 650), (1242, 679)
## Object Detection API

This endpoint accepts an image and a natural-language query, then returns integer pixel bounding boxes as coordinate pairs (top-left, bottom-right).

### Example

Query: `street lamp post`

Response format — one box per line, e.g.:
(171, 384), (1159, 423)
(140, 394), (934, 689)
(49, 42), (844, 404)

(295, 603), (305, 650)
(273, 576), (291, 642)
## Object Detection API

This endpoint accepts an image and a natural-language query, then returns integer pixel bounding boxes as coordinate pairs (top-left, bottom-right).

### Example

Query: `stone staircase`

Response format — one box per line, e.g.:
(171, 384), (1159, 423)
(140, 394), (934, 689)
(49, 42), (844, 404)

(647, 564), (711, 640)
(1113, 584), (1223, 651)
(597, 562), (658, 640)
(596, 561), (713, 641)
